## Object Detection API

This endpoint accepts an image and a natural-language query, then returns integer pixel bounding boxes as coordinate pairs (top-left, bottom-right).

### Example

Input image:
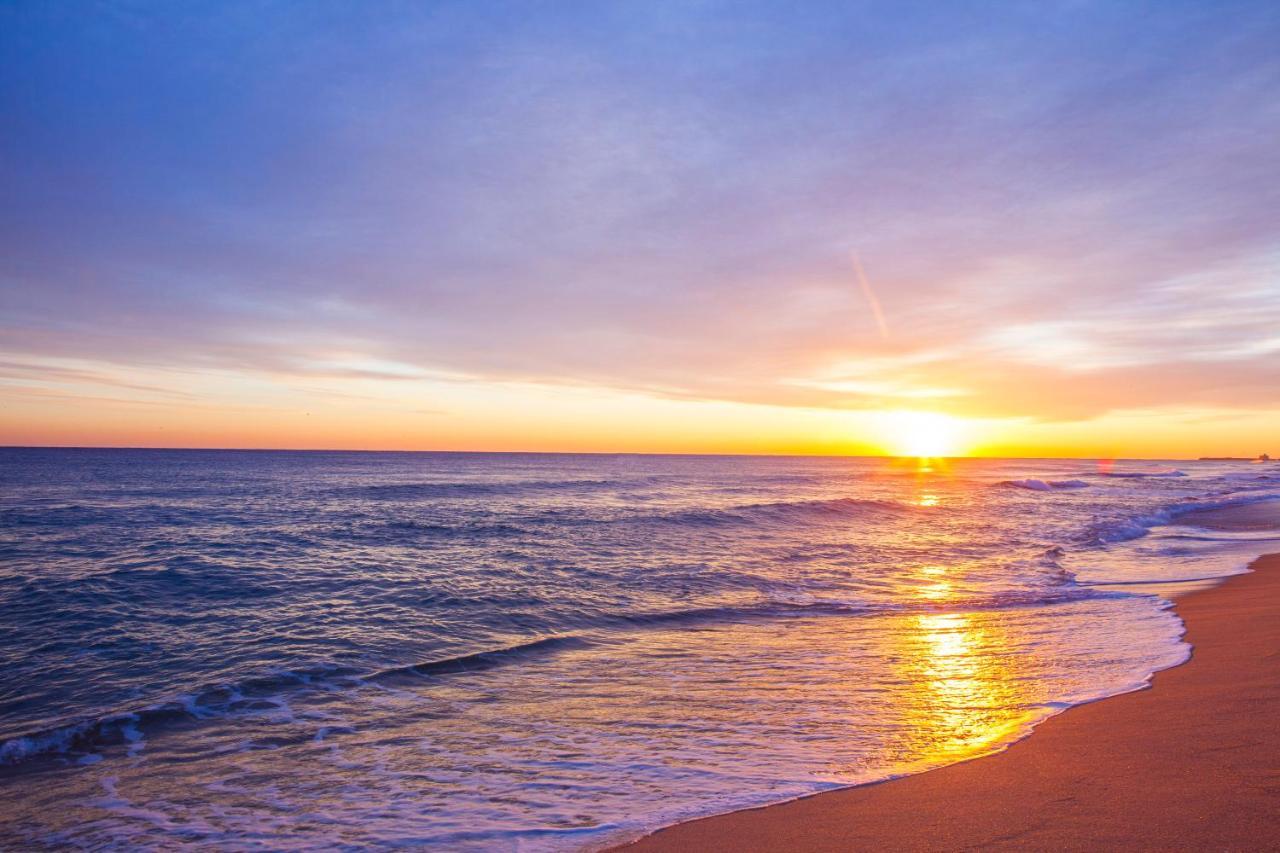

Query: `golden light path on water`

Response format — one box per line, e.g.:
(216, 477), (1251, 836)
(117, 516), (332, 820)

(868, 546), (1041, 771)
(814, 467), (1044, 769)
(906, 611), (1033, 760)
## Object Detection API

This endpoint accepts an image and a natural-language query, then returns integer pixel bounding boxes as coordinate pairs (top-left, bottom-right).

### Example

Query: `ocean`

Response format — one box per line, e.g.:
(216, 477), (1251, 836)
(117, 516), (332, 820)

(2, 448), (1278, 849)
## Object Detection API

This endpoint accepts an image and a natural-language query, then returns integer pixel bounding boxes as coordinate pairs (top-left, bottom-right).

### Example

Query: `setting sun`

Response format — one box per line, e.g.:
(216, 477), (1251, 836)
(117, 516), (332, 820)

(881, 411), (967, 458)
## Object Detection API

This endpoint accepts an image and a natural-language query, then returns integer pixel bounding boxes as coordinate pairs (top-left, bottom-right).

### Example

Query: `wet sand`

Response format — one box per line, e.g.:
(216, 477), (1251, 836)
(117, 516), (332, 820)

(623, 507), (1280, 851)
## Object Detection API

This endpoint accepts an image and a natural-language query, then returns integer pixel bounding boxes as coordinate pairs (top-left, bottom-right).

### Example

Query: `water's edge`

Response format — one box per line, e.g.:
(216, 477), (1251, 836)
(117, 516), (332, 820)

(600, 550), (1269, 852)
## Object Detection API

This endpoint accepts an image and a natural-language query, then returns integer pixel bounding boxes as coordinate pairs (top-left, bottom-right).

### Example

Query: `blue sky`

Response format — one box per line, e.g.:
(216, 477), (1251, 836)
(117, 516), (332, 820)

(2, 1), (1278, 451)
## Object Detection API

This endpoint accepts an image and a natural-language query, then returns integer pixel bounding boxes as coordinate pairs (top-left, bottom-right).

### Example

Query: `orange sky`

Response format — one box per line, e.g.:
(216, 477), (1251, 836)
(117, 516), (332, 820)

(3, 4), (1278, 458)
(2, 356), (1275, 458)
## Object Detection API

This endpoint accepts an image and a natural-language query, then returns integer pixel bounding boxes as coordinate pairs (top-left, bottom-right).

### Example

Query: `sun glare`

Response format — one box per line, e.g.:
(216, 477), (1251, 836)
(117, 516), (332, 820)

(882, 411), (965, 458)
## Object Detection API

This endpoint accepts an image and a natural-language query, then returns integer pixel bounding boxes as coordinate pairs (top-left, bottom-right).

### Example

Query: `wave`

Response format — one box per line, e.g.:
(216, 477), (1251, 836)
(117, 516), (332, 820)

(603, 600), (871, 627)
(1221, 470), (1280, 483)
(325, 498), (915, 536)
(1169, 492), (1280, 518)
(344, 519), (532, 541)
(0, 503), (113, 528)
(1086, 573), (1243, 586)
(1158, 531), (1280, 542)
(999, 479), (1090, 492)
(345, 479), (621, 500)
(406, 496), (926, 532)
(1081, 492), (1280, 545)
(0, 636), (594, 768)
(0, 661), (358, 767)
(372, 636), (592, 680)
(586, 576), (1116, 633)
(1100, 469), (1186, 479)
(652, 497), (920, 528)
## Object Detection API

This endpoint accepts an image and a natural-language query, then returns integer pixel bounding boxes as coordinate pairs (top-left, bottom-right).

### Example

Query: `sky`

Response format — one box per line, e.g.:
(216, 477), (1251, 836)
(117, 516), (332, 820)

(2, 1), (1278, 457)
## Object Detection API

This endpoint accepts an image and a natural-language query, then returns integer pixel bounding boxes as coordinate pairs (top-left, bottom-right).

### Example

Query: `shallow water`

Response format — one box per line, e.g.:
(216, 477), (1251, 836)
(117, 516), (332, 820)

(1, 449), (1277, 848)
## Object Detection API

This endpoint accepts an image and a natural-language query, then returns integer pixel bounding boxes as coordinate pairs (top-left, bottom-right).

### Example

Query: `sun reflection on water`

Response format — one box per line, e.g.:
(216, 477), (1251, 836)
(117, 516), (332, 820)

(886, 609), (1039, 764)
(875, 596), (1044, 763)
(910, 564), (952, 600)
(918, 580), (951, 600)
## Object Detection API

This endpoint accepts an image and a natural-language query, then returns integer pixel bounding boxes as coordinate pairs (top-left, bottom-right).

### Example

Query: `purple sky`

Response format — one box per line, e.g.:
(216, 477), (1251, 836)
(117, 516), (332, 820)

(2, 2), (1278, 450)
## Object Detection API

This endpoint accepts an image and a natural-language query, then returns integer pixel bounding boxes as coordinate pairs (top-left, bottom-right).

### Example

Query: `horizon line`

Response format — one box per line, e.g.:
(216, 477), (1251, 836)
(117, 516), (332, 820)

(0, 444), (1229, 462)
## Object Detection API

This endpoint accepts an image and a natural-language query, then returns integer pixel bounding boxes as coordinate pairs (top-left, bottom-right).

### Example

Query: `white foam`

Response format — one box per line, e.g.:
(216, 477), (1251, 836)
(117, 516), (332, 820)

(1004, 478), (1090, 491)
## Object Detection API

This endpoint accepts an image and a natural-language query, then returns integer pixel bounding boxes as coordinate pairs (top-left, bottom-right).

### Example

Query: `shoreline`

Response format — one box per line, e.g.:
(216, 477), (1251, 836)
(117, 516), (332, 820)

(620, 511), (1280, 850)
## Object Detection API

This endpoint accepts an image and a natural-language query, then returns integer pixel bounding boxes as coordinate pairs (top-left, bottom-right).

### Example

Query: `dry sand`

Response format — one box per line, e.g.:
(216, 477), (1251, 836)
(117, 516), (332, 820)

(622, 505), (1280, 851)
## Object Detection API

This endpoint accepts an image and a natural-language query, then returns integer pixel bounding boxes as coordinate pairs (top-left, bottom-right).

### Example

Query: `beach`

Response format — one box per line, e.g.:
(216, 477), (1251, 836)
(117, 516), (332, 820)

(623, 501), (1280, 851)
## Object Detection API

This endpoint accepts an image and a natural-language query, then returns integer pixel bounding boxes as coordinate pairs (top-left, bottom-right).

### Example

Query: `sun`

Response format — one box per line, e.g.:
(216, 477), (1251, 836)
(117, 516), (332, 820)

(881, 411), (965, 458)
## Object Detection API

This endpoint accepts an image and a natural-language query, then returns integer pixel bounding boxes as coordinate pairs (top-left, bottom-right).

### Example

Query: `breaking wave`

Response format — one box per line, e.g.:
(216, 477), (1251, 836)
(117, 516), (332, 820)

(0, 637), (594, 767)
(1081, 492), (1280, 545)
(999, 479), (1090, 491)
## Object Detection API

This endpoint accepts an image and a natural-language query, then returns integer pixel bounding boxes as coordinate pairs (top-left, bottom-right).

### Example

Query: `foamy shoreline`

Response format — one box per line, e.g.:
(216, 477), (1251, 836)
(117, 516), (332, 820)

(618, 499), (1280, 851)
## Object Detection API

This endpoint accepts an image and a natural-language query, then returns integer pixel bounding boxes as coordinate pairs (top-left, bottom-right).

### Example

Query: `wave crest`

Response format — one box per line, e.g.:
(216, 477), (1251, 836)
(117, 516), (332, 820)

(999, 479), (1090, 492)
(0, 638), (592, 768)
(656, 497), (921, 528)
(346, 479), (620, 500)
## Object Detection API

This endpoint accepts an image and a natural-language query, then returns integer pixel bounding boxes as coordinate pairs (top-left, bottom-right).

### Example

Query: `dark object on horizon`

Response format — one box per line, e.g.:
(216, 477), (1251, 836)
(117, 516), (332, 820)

(1198, 454), (1272, 461)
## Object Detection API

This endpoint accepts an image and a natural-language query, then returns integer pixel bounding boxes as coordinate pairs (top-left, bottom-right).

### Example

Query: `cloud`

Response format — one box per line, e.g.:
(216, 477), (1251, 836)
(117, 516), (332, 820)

(2, 1), (1279, 427)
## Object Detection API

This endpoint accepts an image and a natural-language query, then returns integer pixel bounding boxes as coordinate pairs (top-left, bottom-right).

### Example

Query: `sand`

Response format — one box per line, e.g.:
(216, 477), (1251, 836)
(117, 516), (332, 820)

(622, 510), (1280, 850)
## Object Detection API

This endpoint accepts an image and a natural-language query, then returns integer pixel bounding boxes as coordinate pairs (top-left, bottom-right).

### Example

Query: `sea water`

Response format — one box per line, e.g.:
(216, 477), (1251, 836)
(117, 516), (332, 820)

(1, 449), (1277, 849)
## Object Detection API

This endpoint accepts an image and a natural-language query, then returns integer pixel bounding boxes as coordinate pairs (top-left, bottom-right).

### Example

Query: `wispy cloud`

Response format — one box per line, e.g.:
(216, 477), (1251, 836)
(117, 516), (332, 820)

(2, 0), (1278, 444)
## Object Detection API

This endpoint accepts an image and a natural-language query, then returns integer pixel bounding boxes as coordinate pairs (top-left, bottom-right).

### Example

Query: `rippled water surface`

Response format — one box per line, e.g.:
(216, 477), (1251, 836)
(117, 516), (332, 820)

(2, 449), (1277, 848)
